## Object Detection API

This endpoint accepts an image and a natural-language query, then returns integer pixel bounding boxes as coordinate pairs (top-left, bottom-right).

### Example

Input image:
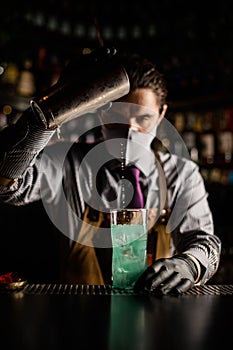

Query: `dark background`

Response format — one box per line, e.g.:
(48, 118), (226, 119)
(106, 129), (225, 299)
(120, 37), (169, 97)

(1, 0), (232, 101)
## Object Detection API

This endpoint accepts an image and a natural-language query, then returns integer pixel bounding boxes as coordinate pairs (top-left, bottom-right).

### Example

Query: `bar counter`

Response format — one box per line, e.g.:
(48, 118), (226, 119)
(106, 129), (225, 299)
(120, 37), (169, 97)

(1, 284), (232, 350)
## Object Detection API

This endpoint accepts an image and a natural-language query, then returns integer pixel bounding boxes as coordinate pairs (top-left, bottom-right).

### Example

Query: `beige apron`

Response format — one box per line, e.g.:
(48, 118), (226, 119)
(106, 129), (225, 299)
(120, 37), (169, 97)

(61, 207), (171, 285)
(62, 153), (171, 285)
(61, 208), (106, 285)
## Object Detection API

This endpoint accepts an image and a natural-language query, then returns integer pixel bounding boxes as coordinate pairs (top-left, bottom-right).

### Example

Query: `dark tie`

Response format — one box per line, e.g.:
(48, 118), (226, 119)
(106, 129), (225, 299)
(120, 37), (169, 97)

(125, 166), (144, 208)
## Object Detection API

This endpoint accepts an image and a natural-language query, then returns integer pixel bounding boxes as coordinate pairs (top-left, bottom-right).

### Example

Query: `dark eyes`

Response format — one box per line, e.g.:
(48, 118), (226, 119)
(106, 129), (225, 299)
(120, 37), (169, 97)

(136, 115), (153, 123)
(102, 111), (154, 124)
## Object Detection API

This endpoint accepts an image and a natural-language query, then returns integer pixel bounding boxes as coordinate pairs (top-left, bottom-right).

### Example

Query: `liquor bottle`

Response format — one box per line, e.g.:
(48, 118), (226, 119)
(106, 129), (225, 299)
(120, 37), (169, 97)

(35, 46), (51, 91)
(16, 59), (36, 97)
(50, 54), (62, 86)
(198, 111), (216, 164)
(182, 111), (199, 162)
(173, 112), (185, 133)
(217, 109), (233, 164)
(0, 62), (19, 95)
(173, 112), (185, 157)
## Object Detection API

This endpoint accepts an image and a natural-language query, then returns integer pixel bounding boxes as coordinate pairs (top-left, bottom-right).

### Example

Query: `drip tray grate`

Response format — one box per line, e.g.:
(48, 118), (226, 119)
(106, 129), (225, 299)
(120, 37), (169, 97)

(1, 283), (233, 295)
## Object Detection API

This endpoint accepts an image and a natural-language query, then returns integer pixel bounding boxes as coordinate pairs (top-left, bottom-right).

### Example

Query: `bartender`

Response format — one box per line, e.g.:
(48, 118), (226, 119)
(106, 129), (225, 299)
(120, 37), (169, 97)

(0, 47), (221, 295)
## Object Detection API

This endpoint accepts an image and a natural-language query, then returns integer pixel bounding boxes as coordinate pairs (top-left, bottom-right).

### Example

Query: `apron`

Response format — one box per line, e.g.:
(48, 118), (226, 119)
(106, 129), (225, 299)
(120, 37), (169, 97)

(61, 153), (171, 285)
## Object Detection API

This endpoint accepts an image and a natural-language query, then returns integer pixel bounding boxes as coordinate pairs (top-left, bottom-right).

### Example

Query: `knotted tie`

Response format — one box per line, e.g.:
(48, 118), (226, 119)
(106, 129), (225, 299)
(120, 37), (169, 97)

(125, 166), (144, 208)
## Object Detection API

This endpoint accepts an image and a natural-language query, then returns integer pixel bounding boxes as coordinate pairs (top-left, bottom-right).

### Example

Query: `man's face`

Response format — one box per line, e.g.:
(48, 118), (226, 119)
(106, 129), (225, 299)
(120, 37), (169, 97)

(97, 87), (167, 169)
(99, 88), (163, 134)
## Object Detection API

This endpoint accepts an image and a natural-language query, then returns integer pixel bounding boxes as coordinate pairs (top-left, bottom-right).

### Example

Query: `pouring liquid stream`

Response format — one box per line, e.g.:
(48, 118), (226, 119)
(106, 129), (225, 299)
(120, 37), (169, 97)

(120, 142), (126, 209)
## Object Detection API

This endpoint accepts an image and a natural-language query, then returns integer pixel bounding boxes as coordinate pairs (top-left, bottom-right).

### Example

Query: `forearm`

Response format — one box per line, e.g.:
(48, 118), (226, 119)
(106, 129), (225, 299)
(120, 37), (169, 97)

(177, 231), (221, 284)
(0, 107), (55, 188)
(169, 160), (221, 284)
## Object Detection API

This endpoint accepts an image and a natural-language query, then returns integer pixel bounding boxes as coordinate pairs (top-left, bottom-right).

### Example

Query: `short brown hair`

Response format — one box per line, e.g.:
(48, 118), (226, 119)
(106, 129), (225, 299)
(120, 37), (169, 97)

(118, 53), (168, 107)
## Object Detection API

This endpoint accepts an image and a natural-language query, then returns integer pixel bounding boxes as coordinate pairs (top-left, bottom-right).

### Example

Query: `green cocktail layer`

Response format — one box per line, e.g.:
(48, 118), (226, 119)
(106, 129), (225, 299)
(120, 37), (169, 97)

(111, 224), (148, 289)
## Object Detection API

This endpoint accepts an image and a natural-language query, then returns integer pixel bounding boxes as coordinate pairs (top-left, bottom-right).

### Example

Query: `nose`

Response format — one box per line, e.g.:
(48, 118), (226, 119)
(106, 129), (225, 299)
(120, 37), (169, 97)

(117, 121), (131, 129)
(116, 118), (140, 132)
(128, 118), (140, 131)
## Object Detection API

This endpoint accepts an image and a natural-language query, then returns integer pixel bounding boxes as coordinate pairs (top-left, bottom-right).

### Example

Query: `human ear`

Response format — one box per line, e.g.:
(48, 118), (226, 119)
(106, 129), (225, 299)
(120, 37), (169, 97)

(159, 104), (168, 121)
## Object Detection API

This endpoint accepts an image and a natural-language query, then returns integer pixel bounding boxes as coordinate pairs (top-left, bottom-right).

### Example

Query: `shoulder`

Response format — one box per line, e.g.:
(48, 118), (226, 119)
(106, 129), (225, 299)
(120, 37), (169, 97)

(159, 150), (198, 168)
(157, 151), (201, 183)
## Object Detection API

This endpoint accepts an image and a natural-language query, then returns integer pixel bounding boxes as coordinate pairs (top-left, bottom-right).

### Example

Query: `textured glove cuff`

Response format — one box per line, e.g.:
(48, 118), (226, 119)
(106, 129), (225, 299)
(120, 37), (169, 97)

(0, 107), (55, 182)
(185, 253), (202, 283)
(176, 253), (200, 283)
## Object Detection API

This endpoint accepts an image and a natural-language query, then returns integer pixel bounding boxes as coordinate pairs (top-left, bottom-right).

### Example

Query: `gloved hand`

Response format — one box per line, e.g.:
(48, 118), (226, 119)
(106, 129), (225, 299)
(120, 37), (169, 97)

(134, 254), (199, 296)
(0, 107), (55, 182)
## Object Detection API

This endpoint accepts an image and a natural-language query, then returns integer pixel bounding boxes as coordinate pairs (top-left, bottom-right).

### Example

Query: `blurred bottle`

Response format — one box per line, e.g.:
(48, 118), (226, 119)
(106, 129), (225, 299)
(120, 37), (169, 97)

(35, 46), (51, 91)
(199, 111), (216, 164)
(16, 59), (36, 97)
(217, 109), (233, 164)
(0, 62), (19, 95)
(173, 112), (185, 156)
(50, 54), (62, 86)
(182, 112), (198, 162)
(173, 112), (184, 134)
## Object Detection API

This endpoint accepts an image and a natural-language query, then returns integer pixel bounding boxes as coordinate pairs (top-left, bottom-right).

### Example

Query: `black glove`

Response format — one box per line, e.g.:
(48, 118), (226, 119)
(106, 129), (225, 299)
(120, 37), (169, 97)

(134, 254), (199, 296)
(0, 107), (55, 181)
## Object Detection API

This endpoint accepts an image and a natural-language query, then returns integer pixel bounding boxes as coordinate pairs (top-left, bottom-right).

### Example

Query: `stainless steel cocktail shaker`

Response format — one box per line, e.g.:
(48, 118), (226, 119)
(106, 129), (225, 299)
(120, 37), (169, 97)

(30, 47), (130, 129)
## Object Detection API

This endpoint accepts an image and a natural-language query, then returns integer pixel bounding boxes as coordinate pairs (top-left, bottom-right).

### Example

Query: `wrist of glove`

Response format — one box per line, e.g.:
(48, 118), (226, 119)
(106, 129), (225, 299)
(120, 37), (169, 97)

(134, 254), (199, 296)
(0, 108), (55, 152)
(0, 107), (55, 181)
